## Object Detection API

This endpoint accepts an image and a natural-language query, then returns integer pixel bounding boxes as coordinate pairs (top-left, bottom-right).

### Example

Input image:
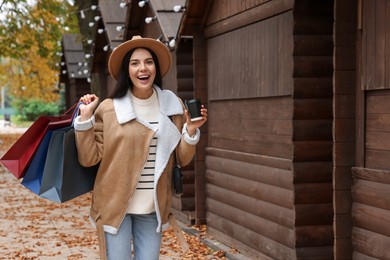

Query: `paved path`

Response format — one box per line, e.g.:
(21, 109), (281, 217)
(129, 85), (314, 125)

(0, 129), (226, 259)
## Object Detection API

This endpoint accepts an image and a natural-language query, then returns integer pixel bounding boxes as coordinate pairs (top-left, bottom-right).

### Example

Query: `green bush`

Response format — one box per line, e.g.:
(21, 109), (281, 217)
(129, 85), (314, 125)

(21, 99), (61, 121)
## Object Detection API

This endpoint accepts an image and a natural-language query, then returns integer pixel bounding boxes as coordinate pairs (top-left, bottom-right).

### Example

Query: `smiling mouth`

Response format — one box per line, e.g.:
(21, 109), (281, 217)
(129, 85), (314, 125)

(138, 75), (150, 81)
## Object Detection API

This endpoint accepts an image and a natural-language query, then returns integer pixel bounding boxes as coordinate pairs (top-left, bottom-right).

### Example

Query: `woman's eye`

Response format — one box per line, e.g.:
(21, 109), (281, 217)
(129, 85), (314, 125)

(130, 62), (138, 66)
(146, 60), (154, 65)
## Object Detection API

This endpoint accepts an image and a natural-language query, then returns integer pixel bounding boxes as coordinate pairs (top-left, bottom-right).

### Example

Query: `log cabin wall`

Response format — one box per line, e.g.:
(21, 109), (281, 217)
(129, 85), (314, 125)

(204, 0), (297, 258)
(201, 0), (336, 258)
(333, 0), (356, 258)
(352, 0), (390, 258)
(292, 0), (334, 258)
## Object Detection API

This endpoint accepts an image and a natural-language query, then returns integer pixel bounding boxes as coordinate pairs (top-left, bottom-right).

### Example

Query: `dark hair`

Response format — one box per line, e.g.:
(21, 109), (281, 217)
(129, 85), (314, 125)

(109, 47), (163, 99)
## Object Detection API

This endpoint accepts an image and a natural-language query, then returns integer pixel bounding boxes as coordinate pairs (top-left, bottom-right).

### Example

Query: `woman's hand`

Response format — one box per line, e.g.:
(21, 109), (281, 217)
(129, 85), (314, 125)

(185, 105), (208, 136)
(79, 94), (99, 121)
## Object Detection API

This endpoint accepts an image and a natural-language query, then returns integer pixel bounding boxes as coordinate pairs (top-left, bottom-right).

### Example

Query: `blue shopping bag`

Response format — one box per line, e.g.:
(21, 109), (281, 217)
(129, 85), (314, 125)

(39, 125), (98, 203)
(20, 130), (53, 194)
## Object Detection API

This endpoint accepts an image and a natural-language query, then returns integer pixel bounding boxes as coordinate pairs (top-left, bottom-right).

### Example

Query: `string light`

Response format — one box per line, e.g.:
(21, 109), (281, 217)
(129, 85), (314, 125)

(116, 25), (125, 32)
(145, 16), (157, 24)
(94, 16), (101, 21)
(119, 2), (127, 8)
(97, 28), (105, 34)
(88, 22), (94, 27)
(173, 5), (184, 12)
(138, 0), (148, 7)
(168, 38), (176, 48)
(103, 45), (110, 52)
(87, 39), (93, 45)
(80, 10), (85, 19)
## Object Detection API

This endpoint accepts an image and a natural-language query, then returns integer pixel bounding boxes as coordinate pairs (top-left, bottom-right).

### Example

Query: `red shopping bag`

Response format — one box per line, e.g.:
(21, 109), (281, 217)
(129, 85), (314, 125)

(0, 103), (80, 179)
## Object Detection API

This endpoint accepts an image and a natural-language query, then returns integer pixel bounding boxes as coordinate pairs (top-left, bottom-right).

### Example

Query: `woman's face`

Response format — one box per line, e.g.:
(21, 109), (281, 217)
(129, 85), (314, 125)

(129, 48), (156, 98)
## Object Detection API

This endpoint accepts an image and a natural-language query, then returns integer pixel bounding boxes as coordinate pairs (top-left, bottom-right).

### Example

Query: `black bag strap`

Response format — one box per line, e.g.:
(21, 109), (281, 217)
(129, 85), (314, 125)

(169, 115), (180, 167)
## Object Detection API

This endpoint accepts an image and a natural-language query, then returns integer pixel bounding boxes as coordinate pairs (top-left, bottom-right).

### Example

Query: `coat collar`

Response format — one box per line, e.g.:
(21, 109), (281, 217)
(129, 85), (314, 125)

(113, 85), (183, 124)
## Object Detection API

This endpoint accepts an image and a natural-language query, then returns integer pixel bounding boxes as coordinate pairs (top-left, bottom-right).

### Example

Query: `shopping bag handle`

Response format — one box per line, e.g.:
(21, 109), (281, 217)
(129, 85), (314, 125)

(62, 102), (80, 116)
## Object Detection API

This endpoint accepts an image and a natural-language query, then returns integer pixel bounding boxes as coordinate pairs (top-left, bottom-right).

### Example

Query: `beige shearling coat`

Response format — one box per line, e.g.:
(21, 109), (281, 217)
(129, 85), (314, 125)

(74, 87), (198, 259)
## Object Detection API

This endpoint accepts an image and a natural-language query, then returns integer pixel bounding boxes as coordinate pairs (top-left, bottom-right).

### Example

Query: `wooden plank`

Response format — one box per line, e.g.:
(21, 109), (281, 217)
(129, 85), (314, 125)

(295, 246), (333, 259)
(293, 140), (332, 162)
(206, 212), (295, 259)
(362, 0), (376, 89)
(293, 120), (332, 141)
(334, 213), (353, 238)
(293, 78), (332, 99)
(295, 203), (333, 226)
(334, 237), (352, 259)
(366, 113), (390, 132)
(352, 167), (390, 184)
(375, 0), (386, 89)
(366, 94), (390, 113)
(293, 57), (333, 77)
(352, 227), (390, 259)
(206, 170), (294, 209)
(293, 161), (332, 183)
(206, 147), (292, 170)
(293, 99), (332, 120)
(334, 189), (353, 214)
(206, 198), (295, 247)
(352, 203), (390, 237)
(206, 155), (293, 189)
(295, 225), (333, 247)
(294, 183), (332, 204)
(207, 226), (274, 260)
(352, 251), (378, 260)
(207, 184), (294, 228)
(334, 118), (356, 143)
(334, 142), (355, 167)
(366, 149), (390, 170)
(333, 166), (353, 189)
(204, 0), (293, 38)
(207, 14), (293, 100)
(352, 179), (390, 210)
(293, 35), (333, 56)
(366, 131), (390, 150)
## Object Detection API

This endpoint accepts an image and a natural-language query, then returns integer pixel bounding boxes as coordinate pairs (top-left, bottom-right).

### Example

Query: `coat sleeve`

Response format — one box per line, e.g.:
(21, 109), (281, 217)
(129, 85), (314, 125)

(74, 103), (104, 167)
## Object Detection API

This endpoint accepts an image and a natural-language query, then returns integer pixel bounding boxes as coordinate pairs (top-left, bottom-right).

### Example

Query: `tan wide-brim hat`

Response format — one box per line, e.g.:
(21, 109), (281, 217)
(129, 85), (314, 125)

(108, 35), (173, 80)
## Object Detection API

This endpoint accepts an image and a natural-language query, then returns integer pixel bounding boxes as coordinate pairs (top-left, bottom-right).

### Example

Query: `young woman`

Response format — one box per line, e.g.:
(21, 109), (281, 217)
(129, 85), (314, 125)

(74, 35), (207, 259)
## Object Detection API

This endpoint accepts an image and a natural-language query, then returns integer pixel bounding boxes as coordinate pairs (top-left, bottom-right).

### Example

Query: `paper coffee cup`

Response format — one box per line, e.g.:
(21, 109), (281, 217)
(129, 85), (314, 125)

(185, 99), (202, 121)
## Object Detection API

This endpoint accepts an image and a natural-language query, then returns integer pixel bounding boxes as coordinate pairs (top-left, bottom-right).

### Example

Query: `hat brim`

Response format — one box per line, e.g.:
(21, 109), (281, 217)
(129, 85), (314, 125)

(108, 37), (172, 81)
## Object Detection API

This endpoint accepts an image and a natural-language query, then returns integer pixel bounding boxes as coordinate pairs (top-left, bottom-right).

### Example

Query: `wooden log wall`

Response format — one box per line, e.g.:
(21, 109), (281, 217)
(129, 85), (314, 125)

(204, 0), (296, 258)
(292, 0), (334, 258)
(351, 89), (390, 259)
(333, 0), (356, 258)
(352, 0), (390, 258)
(351, 167), (390, 259)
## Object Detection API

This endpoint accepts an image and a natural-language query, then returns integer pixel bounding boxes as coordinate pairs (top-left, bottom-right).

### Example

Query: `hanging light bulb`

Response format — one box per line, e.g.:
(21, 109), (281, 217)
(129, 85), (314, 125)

(97, 28), (105, 34)
(119, 2), (127, 8)
(103, 45), (110, 52)
(173, 5), (184, 12)
(78, 62), (83, 66)
(80, 10), (85, 19)
(84, 62), (88, 66)
(62, 70), (67, 74)
(61, 62), (65, 66)
(169, 38), (176, 48)
(116, 25), (125, 32)
(71, 72), (75, 78)
(87, 39), (93, 45)
(145, 16), (157, 24)
(94, 16), (101, 21)
(83, 69), (89, 75)
(91, 5), (97, 10)
(87, 77), (91, 83)
(138, 0), (148, 7)
(85, 54), (92, 59)
(89, 22), (94, 27)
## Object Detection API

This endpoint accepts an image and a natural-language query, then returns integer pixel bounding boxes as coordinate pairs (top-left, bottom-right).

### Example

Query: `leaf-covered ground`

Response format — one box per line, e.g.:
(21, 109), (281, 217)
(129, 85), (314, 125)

(0, 131), (226, 259)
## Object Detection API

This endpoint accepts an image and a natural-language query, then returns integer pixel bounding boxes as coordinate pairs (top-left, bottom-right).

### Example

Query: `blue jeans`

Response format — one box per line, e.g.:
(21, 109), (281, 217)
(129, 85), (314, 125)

(105, 213), (162, 260)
